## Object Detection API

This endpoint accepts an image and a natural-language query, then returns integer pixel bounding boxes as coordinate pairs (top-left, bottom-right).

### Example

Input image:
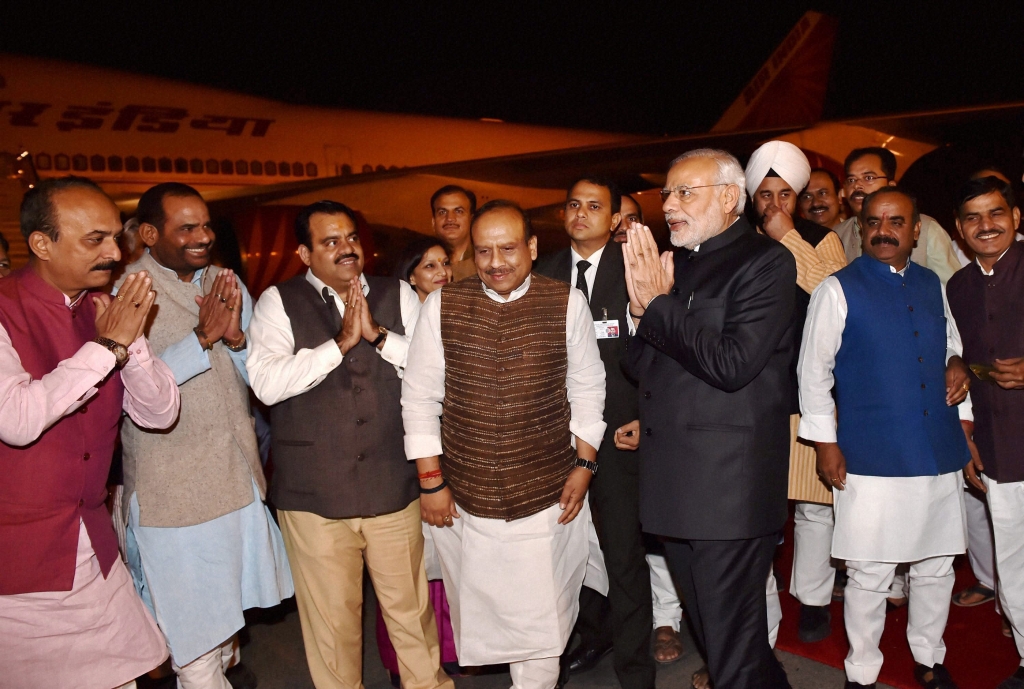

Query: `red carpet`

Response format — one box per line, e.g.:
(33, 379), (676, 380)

(773, 509), (1019, 689)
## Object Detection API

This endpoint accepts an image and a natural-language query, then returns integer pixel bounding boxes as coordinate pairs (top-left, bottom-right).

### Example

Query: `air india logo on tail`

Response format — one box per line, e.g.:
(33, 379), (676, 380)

(711, 11), (838, 133)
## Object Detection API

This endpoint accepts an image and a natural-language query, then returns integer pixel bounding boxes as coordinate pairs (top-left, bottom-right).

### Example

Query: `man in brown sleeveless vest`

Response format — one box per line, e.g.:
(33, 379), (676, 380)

(403, 200), (608, 689)
(248, 201), (452, 689)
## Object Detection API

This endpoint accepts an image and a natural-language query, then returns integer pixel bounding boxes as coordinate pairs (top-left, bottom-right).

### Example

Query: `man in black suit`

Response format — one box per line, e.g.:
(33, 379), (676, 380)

(535, 178), (655, 689)
(623, 148), (796, 689)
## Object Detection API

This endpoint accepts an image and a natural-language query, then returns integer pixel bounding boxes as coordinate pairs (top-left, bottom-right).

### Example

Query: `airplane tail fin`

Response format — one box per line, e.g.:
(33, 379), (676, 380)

(711, 11), (838, 132)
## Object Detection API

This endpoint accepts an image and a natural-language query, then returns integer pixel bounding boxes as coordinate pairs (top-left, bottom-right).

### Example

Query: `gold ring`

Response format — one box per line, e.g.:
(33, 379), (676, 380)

(962, 382), (970, 392)
(116, 294), (125, 301)
(227, 305), (235, 312)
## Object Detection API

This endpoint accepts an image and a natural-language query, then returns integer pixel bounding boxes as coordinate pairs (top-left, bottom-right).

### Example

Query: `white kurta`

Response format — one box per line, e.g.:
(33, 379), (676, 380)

(402, 274), (608, 664)
(797, 268), (970, 562)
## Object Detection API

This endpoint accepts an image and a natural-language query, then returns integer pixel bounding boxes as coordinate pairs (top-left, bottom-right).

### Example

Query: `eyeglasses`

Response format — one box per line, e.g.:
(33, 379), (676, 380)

(660, 183), (728, 202)
(843, 174), (888, 187)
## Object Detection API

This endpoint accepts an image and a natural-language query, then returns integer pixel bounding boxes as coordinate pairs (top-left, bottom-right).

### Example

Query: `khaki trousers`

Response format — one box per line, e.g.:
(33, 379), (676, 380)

(278, 500), (452, 689)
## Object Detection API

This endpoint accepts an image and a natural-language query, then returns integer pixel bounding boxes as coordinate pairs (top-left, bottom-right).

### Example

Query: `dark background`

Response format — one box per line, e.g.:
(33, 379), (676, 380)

(4, 2), (1023, 136)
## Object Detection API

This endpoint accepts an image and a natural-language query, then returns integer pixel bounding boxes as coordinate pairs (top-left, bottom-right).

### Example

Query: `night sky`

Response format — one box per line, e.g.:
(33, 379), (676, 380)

(4, 2), (1024, 136)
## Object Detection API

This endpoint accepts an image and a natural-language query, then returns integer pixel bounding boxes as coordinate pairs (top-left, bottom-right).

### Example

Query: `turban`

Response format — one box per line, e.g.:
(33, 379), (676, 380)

(744, 140), (811, 198)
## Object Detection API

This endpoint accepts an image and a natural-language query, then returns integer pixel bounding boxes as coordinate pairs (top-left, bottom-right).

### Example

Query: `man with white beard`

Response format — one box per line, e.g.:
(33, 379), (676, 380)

(622, 148), (796, 688)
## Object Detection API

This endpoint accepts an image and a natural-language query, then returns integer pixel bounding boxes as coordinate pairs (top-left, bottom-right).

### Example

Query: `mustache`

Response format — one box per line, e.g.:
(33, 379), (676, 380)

(486, 268), (513, 276)
(334, 253), (359, 264)
(91, 260), (118, 271)
(850, 191), (867, 201)
(809, 205), (829, 213)
(870, 235), (899, 247)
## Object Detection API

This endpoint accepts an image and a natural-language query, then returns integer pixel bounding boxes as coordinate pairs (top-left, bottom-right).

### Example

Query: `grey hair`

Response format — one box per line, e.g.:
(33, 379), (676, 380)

(670, 148), (747, 213)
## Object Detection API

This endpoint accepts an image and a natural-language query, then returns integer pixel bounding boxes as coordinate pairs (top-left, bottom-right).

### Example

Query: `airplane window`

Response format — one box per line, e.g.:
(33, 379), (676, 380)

(174, 158), (188, 174)
(73, 154), (88, 172)
(278, 162), (290, 177)
(190, 158), (203, 174)
(126, 156), (140, 172)
(250, 161), (262, 175)
(35, 153), (52, 170)
(160, 157), (173, 173)
(90, 155), (106, 172)
(362, 164), (373, 173)
(293, 162), (304, 177)
(265, 161), (277, 176)
(108, 156), (123, 172)
(145, 157), (159, 173)
(236, 160), (249, 175)
(221, 159), (233, 175)
(55, 154), (70, 171)
(206, 159), (219, 174)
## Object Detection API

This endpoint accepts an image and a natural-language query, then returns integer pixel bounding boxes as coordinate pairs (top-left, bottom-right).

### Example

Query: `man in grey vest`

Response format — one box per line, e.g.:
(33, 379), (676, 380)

(247, 200), (451, 689)
(120, 182), (293, 688)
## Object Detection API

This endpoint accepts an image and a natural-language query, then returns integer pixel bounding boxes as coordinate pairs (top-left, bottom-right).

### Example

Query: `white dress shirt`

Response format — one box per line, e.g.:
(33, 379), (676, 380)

(570, 243), (606, 300)
(797, 262), (972, 444)
(246, 270), (421, 406)
(402, 274), (607, 460)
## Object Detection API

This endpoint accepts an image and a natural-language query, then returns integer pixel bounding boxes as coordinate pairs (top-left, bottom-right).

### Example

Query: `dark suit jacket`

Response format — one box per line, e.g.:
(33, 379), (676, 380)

(535, 240), (639, 452)
(628, 217), (796, 541)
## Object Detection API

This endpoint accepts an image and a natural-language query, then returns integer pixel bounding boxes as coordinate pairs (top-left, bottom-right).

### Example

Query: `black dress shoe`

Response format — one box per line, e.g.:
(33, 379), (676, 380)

(844, 682), (875, 688)
(226, 663), (258, 689)
(555, 657), (571, 689)
(797, 604), (831, 643)
(913, 662), (958, 688)
(566, 642), (612, 674)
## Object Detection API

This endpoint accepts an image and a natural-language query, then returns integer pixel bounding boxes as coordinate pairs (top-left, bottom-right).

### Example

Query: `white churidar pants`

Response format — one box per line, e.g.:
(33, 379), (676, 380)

(172, 635), (238, 689)
(983, 475), (1024, 664)
(844, 557), (955, 685)
(646, 553), (682, 631)
(790, 501), (836, 606)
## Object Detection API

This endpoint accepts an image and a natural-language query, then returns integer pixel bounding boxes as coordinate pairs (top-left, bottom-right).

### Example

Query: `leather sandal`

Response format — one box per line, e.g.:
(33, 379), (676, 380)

(951, 583), (995, 607)
(653, 626), (684, 664)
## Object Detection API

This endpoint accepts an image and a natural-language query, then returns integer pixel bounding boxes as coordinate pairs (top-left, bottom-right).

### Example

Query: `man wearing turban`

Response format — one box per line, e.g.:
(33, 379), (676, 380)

(746, 141), (847, 646)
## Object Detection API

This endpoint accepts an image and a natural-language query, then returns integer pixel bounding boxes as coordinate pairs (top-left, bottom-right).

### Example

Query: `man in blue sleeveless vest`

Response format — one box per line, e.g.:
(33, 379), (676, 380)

(798, 188), (973, 689)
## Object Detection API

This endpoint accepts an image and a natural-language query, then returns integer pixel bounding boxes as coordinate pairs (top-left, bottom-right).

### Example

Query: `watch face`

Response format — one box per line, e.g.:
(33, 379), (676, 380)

(113, 344), (129, 366)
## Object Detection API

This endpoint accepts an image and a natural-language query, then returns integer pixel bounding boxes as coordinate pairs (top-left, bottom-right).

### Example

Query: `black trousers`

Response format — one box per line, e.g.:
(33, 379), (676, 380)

(662, 534), (790, 689)
(573, 446), (655, 689)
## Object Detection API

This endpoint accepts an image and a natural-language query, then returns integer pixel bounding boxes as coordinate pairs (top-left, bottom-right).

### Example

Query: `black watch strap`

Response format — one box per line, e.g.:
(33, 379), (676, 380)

(371, 326), (387, 347)
(574, 457), (598, 475)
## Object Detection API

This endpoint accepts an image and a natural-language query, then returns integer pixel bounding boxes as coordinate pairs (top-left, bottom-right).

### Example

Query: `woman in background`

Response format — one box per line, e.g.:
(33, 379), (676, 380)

(377, 237), (458, 686)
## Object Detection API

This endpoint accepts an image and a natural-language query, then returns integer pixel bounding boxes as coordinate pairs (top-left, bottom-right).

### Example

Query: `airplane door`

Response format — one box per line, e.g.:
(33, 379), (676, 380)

(323, 145), (353, 177)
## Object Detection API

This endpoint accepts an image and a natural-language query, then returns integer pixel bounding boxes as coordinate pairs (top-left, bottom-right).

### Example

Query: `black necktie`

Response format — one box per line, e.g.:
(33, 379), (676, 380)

(576, 260), (591, 302)
(323, 286), (342, 332)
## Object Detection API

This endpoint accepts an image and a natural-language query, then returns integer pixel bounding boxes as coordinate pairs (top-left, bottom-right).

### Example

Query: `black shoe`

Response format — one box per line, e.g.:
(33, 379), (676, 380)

(555, 655), (571, 689)
(226, 663), (258, 689)
(997, 665), (1024, 689)
(913, 662), (958, 689)
(797, 604), (831, 643)
(844, 682), (875, 688)
(566, 642), (612, 674)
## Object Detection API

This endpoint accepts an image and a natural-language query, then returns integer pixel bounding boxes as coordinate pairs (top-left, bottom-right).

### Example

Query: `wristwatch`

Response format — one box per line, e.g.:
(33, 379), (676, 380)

(94, 337), (130, 368)
(574, 457), (598, 476)
(371, 325), (388, 348)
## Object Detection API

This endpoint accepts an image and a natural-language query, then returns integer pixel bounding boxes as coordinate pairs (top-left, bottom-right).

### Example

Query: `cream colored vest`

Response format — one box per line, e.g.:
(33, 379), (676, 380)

(119, 252), (265, 527)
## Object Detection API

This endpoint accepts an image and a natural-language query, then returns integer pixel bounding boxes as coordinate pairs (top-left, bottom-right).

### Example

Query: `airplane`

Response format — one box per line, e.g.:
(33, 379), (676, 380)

(3, 10), (1023, 295)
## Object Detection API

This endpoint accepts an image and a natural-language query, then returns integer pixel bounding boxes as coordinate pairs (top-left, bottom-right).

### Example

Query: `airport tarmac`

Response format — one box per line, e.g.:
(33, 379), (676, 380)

(238, 581), (896, 689)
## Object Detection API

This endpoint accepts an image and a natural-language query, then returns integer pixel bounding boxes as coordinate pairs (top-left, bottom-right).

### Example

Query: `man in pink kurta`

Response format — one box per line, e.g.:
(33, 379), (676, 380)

(0, 176), (180, 689)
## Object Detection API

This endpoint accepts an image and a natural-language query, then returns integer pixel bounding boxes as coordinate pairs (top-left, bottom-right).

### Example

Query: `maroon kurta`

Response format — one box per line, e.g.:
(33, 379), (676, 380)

(0, 268), (124, 594)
